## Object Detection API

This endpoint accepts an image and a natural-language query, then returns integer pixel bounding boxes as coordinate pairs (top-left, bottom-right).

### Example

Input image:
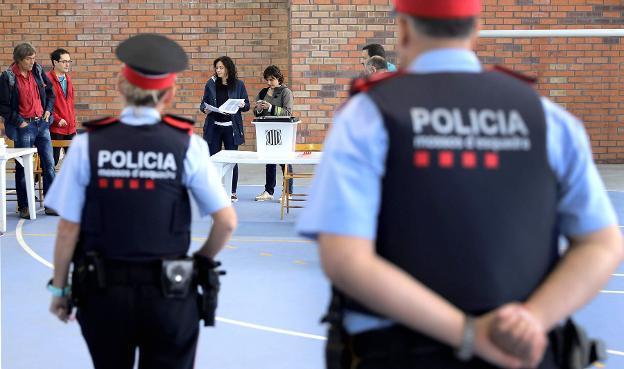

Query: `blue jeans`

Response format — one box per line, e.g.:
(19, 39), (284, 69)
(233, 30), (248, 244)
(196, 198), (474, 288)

(14, 118), (55, 209)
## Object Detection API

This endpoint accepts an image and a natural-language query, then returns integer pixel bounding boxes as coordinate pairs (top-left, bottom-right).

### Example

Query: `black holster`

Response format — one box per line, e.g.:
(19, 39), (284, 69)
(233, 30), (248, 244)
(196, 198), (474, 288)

(322, 288), (354, 369)
(550, 319), (607, 369)
(161, 258), (194, 299)
(193, 254), (225, 327)
(70, 251), (106, 309)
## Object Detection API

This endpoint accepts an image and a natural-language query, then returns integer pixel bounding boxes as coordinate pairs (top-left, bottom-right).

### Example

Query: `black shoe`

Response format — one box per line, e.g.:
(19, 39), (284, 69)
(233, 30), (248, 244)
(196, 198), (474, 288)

(44, 207), (59, 216)
(18, 207), (30, 219)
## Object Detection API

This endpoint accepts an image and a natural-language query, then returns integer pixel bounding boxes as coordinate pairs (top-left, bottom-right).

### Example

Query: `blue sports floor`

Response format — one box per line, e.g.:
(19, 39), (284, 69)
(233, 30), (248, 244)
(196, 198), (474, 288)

(1, 185), (623, 368)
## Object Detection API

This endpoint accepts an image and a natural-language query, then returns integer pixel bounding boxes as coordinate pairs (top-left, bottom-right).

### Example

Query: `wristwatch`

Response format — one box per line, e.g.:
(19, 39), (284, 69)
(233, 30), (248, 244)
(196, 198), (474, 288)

(47, 279), (71, 297)
(455, 314), (476, 361)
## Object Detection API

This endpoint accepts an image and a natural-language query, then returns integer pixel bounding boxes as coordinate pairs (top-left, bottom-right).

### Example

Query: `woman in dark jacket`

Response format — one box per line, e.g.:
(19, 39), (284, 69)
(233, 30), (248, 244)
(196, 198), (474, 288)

(200, 56), (250, 202)
(253, 65), (295, 202)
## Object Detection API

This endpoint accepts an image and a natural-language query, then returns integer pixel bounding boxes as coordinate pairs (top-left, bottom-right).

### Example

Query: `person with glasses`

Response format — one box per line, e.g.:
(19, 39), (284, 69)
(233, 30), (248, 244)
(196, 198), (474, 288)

(0, 42), (57, 218)
(47, 48), (76, 166)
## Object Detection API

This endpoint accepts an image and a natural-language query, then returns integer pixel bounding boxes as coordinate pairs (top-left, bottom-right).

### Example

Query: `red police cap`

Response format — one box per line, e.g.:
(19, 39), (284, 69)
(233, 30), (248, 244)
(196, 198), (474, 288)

(393, 0), (481, 19)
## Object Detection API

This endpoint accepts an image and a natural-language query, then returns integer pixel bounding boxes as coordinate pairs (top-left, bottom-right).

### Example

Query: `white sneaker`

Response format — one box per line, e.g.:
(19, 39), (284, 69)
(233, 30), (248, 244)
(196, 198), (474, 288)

(255, 191), (274, 202)
(279, 193), (292, 202)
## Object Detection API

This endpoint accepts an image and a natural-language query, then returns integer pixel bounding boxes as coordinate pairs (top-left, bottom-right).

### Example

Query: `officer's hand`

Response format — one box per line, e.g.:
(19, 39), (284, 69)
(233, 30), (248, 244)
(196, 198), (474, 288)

(473, 310), (525, 369)
(59, 119), (67, 127)
(43, 111), (51, 121)
(489, 303), (547, 368)
(19, 121), (28, 128)
(238, 101), (245, 108)
(50, 296), (71, 323)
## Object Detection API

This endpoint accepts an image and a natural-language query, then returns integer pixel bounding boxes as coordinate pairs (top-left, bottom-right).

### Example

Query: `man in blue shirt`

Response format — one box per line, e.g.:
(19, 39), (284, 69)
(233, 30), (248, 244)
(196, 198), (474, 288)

(299, 0), (622, 368)
(45, 34), (237, 369)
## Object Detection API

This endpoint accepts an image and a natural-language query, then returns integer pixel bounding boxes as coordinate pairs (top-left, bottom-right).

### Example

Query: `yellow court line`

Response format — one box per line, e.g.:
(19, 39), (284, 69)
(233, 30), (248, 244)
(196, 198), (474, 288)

(19, 233), (55, 237)
(259, 252), (273, 257)
(192, 237), (313, 244)
(20, 233), (314, 244)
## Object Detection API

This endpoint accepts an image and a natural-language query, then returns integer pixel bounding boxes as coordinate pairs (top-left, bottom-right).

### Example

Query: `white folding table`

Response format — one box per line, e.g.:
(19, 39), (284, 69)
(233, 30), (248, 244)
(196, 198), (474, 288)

(210, 150), (322, 218)
(0, 147), (38, 233)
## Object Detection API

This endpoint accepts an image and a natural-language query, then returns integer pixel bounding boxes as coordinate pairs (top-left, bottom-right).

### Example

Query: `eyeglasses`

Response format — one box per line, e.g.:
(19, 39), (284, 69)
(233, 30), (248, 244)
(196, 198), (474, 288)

(57, 60), (73, 64)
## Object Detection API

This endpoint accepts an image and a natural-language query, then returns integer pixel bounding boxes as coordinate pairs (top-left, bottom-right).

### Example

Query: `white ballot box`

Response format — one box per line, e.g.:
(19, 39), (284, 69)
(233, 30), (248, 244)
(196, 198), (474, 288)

(252, 116), (300, 157)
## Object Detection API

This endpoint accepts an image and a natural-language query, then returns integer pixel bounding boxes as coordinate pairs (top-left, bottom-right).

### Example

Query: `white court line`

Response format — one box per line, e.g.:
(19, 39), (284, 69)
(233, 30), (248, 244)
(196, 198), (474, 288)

(216, 317), (326, 341)
(600, 290), (624, 294)
(12, 221), (624, 343)
(16, 219), (53, 269)
(613, 274), (624, 277)
(608, 350), (624, 357)
(15, 221), (326, 340)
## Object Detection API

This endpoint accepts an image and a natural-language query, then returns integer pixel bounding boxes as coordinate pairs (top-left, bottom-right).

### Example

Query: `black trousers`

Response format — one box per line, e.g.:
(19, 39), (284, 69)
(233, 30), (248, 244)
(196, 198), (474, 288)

(50, 132), (76, 166)
(349, 325), (559, 369)
(265, 164), (293, 195)
(77, 284), (200, 369)
(208, 124), (238, 193)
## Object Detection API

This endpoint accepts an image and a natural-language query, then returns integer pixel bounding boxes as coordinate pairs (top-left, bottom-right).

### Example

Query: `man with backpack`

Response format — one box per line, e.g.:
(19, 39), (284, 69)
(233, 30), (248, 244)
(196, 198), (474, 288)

(0, 42), (57, 218)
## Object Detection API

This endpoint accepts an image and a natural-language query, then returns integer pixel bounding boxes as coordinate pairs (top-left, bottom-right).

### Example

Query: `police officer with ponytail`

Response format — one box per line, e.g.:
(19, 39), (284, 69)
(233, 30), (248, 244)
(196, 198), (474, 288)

(298, 1), (622, 368)
(45, 34), (237, 369)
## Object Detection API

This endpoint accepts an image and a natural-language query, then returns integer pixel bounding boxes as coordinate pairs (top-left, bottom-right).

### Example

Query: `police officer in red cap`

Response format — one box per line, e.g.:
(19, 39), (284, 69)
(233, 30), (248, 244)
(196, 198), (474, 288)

(45, 34), (237, 369)
(298, 0), (622, 368)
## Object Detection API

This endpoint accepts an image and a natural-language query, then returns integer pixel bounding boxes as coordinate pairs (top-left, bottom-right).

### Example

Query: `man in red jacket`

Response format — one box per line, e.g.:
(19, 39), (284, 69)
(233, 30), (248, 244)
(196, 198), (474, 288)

(47, 48), (76, 165)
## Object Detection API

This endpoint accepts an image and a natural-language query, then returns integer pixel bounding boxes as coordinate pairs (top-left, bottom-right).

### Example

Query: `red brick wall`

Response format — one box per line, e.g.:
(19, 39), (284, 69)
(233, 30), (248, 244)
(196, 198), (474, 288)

(291, 0), (624, 162)
(479, 1), (624, 163)
(0, 0), (290, 150)
(290, 1), (397, 143)
(0, 1), (622, 162)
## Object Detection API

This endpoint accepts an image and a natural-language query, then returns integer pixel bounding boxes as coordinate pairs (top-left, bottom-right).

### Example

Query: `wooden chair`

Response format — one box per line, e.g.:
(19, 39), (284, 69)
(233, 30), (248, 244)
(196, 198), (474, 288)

(51, 139), (73, 171)
(5, 139), (44, 208)
(280, 143), (323, 219)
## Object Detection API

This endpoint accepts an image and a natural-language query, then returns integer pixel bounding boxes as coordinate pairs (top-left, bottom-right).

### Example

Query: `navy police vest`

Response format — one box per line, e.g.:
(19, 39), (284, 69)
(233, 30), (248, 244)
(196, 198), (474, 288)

(345, 71), (558, 316)
(78, 115), (194, 260)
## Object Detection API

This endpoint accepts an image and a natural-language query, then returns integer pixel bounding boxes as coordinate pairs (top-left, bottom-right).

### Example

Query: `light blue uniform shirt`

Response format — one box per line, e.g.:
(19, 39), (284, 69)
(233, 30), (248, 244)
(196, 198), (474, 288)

(296, 48), (617, 333)
(45, 106), (231, 223)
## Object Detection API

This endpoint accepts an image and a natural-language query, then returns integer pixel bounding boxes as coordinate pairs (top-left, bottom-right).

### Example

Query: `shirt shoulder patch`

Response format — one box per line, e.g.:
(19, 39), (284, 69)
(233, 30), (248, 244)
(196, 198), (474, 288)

(350, 71), (405, 96)
(162, 114), (195, 136)
(489, 65), (537, 85)
(82, 117), (119, 132)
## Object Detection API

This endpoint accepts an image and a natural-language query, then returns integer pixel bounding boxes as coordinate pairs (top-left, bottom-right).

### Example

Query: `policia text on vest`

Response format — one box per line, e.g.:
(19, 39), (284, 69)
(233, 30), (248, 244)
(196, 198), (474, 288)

(411, 107), (531, 152)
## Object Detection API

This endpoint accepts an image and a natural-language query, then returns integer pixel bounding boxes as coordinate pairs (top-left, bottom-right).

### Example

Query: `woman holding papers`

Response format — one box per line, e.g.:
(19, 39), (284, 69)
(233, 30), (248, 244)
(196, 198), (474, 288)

(200, 56), (250, 202)
(253, 65), (295, 202)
